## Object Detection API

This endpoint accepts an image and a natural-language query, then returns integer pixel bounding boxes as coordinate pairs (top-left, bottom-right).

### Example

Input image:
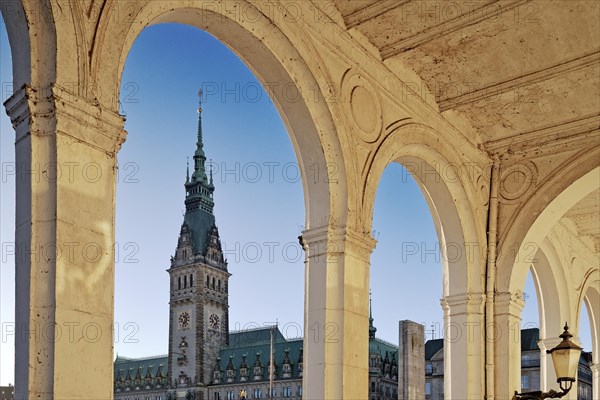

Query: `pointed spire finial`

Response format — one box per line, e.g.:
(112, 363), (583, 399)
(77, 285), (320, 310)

(369, 290), (377, 339)
(197, 89), (204, 149)
(186, 157), (190, 183)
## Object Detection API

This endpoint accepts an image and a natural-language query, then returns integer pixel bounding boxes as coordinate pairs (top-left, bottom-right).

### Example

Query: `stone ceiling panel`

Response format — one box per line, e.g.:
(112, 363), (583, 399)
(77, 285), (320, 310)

(334, 0), (600, 147)
(447, 63), (600, 142)
(393, 1), (599, 100)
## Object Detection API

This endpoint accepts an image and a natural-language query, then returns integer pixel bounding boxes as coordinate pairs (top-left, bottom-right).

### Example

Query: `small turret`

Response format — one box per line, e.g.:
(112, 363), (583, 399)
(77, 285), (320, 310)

(369, 292), (377, 340)
(253, 353), (263, 380)
(212, 358), (223, 384)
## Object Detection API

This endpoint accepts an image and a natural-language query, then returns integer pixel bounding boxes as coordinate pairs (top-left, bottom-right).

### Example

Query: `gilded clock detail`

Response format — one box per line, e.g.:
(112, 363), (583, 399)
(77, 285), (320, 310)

(178, 311), (191, 329)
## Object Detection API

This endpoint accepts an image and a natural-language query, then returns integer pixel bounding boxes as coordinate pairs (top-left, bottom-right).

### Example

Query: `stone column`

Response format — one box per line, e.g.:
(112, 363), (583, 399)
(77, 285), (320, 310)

(591, 363), (599, 400)
(4, 84), (126, 400)
(493, 292), (525, 400)
(538, 337), (560, 392)
(440, 292), (485, 400)
(301, 226), (375, 400)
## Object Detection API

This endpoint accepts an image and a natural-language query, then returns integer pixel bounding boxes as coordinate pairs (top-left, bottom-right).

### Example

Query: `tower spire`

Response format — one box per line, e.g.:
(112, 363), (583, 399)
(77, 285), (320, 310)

(191, 89), (208, 183)
(369, 291), (377, 339)
(182, 89), (216, 254)
(186, 157), (190, 184)
(197, 89), (204, 151)
(209, 159), (214, 187)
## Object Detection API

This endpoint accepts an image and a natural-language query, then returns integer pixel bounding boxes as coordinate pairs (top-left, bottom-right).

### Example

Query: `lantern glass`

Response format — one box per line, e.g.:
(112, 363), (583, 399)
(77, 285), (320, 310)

(551, 346), (581, 381)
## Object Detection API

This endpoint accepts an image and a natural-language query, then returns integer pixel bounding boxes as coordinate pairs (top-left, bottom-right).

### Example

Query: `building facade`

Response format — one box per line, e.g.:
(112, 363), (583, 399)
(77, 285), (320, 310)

(425, 328), (594, 400)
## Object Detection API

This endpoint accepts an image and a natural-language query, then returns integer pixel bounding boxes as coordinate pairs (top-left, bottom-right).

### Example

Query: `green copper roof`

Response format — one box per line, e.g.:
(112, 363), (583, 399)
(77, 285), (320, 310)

(182, 211), (216, 255)
(216, 340), (304, 381)
(228, 326), (286, 348)
(113, 354), (169, 384)
(369, 336), (398, 363)
(213, 327), (303, 382)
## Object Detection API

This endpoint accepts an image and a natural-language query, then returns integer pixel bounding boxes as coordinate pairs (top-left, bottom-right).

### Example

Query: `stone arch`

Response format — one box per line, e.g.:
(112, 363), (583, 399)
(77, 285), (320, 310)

(494, 161), (599, 399)
(529, 241), (572, 391)
(3, 1), (352, 398)
(0, 0), (56, 87)
(365, 122), (485, 297)
(364, 121), (486, 399)
(90, 2), (345, 231)
(86, 4), (352, 397)
(497, 156), (600, 294)
(579, 270), (599, 400)
(534, 240), (572, 338)
(579, 270), (599, 359)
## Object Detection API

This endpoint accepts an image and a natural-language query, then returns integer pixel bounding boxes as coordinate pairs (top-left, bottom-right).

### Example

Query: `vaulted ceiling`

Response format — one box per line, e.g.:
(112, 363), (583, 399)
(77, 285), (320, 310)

(563, 189), (600, 254)
(333, 0), (600, 152)
(332, 0), (599, 253)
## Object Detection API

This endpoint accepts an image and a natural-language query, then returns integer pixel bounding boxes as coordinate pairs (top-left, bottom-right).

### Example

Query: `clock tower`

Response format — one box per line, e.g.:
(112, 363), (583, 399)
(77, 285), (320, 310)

(167, 92), (230, 400)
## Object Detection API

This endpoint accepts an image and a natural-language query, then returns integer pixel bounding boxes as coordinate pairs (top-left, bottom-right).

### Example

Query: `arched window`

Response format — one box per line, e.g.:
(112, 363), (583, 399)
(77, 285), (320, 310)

(184, 275), (187, 288)
(190, 274), (193, 287)
(178, 277), (181, 290)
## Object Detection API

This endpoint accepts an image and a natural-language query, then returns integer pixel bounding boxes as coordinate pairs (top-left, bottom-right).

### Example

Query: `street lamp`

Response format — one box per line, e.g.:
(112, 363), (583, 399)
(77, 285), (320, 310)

(513, 323), (583, 399)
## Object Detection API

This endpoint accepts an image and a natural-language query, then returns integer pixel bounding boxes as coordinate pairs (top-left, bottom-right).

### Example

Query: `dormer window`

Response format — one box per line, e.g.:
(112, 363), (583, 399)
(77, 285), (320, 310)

(226, 368), (235, 382)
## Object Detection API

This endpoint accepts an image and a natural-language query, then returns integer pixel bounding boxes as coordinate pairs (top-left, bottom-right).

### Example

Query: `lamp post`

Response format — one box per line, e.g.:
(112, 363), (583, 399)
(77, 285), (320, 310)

(513, 323), (583, 400)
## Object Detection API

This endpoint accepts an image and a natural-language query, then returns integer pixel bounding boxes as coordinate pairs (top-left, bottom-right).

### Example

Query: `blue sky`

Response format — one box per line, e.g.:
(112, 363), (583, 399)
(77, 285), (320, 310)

(0, 22), (590, 386)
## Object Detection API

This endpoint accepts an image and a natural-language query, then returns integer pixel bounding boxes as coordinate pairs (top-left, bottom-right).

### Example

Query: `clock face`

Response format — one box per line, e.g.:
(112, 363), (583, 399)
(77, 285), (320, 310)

(178, 311), (191, 329)
(209, 313), (220, 330)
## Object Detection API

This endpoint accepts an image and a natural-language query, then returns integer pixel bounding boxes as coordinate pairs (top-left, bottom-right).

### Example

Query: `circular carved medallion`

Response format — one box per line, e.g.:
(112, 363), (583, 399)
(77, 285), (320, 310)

(499, 161), (538, 203)
(341, 70), (383, 143)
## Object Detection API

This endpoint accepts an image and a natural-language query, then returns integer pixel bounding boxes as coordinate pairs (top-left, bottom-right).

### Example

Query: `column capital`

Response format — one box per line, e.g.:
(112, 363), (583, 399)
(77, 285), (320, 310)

(537, 337), (562, 352)
(591, 363), (599, 373)
(441, 292), (486, 315)
(300, 225), (377, 260)
(494, 291), (525, 316)
(4, 84), (127, 155)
